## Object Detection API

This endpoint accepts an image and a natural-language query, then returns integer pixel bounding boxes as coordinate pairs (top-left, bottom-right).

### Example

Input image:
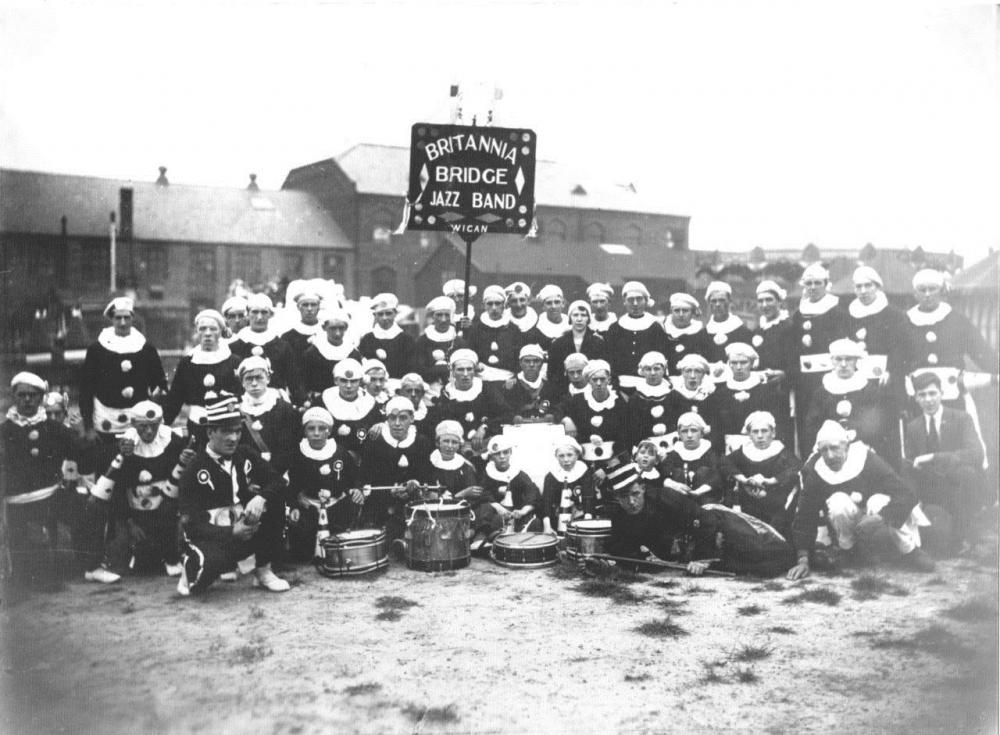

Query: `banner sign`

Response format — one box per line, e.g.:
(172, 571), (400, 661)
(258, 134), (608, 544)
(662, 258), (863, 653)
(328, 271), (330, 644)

(406, 123), (537, 238)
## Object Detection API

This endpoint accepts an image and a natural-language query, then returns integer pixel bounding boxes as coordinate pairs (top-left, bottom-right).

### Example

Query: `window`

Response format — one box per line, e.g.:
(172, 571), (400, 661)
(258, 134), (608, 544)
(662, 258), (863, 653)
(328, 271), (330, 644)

(234, 249), (261, 286)
(547, 219), (567, 242)
(371, 266), (397, 295)
(282, 251), (304, 279)
(322, 253), (346, 282)
(584, 222), (605, 244)
(624, 224), (642, 248)
(190, 246), (216, 296)
(81, 241), (107, 283)
(145, 244), (169, 284)
(372, 208), (395, 245)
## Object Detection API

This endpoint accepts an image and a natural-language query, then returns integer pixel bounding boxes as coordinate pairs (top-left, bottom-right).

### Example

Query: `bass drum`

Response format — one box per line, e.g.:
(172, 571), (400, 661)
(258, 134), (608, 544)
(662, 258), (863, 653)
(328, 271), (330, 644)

(318, 529), (389, 577)
(490, 532), (559, 569)
(404, 501), (471, 572)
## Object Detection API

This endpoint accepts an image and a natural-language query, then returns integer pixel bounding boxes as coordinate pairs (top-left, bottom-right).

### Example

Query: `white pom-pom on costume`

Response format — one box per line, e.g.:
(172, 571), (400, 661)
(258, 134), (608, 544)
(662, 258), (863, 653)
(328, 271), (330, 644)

(398, 455), (409, 468)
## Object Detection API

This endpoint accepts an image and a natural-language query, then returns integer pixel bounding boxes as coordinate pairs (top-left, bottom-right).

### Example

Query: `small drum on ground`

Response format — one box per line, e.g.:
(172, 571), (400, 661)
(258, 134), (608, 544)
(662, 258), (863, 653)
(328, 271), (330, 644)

(405, 501), (471, 572)
(491, 532), (559, 569)
(564, 518), (612, 560)
(318, 529), (389, 577)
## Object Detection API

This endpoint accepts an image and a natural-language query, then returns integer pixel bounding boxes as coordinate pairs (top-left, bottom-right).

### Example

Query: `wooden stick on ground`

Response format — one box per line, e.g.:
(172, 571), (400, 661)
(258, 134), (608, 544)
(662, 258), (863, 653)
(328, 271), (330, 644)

(582, 552), (735, 577)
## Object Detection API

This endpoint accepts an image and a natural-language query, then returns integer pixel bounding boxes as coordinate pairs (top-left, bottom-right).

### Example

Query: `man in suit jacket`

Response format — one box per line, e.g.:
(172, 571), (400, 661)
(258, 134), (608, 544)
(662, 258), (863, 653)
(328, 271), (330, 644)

(903, 371), (985, 553)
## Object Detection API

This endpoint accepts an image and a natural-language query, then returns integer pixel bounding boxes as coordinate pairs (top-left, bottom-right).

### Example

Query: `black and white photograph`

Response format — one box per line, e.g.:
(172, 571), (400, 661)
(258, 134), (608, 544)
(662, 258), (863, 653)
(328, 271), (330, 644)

(1, 2), (998, 733)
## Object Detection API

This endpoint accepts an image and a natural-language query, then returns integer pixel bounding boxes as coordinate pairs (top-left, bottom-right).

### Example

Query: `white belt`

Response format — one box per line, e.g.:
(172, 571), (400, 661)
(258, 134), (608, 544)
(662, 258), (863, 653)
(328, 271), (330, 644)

(4, 484), (59, 505)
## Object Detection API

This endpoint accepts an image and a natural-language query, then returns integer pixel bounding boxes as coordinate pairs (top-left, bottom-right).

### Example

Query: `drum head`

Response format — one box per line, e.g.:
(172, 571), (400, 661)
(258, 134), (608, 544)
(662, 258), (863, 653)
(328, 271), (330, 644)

(570, 519), (612, 532)
(335, 529), (381, 542)
(496, 532), (557, 548)
(407, 501), (468, 518)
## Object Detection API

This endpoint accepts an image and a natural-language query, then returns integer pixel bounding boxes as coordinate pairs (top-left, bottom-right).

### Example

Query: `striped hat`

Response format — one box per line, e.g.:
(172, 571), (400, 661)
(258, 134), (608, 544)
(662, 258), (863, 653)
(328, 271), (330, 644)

(607, 462), (641, 495)
(204, 394), (242, 426)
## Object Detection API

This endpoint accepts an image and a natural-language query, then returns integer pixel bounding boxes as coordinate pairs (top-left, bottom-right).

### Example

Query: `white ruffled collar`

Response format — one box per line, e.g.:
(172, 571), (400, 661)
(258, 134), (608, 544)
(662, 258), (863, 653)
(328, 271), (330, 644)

(798, 293), (839, 317)
(849, 292), (888, 319)
(372, 323), (403, 340)
(430, 450), (466, 471)
(479, 312), (510, 329)
(517, 373), (545, 391)
(670, 377), (715, 400)
(424, 326), (457, 343)
(240, 388), (280, 417)
(443, 378), (484, 402)
(98, 326), (147, 354)
(907, 303), (952, 326)
(758, 311), (789, 330)
(591, 313), (617, 329)
(634, 381), (672, 398)
(617, 312), (657, 331)
(815, 441), (869, 484)
(535, 314), (570, 339)
(671, 439), (713, 462)
(190, 343), (233, 365)
(308, 333), (356, 361)
(507, 308), (538, 332)
(639, 467), (662, 480)
(321, 389), (376, 420)
(568, 384), (586, 396)
(584, 385), (619, 411)
(486, 463), (520, 483)
(726, 374), (763, 391)
(287, 322), (323, 337)
(549, 461), (588, 483)
(299, 438), (337, 461)
(122, 424), (176, 458)
(705, 314), (744, 335)
(6, 406), (48, 427)
(741, 439), (785, 463)
(381, 426), (417, 449)
(822, 372), (869, 395)
(236, 325), (282, 346)
(664, 319), (704, 338)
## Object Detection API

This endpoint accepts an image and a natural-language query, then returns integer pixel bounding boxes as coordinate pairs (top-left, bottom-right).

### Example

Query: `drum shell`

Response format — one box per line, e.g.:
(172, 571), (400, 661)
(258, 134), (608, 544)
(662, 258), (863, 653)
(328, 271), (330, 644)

(491, 532), (559, 569)
(318, 529), (388, 577)
(404, 502), (471, 572)
(564, 520), (612, 559)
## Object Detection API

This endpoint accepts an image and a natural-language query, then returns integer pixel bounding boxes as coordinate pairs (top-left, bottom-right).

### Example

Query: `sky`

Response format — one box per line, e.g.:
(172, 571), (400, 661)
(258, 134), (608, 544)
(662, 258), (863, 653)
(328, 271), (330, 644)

(2, 0), (998, 263)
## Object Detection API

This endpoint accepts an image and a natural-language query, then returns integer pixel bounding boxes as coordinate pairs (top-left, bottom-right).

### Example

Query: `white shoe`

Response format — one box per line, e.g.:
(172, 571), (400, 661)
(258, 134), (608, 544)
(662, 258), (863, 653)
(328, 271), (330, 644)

(219, 571), (238, 582)
(176, 569), (191, 597)
(253, 566), (290, 592)
(84, 567), (121, 584)
(164, 562), (184, 577)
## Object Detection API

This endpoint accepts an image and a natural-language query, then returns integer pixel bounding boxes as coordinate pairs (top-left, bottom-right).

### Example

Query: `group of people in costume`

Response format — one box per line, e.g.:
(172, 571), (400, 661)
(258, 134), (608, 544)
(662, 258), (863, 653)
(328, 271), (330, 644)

(1, 264), (995, 595)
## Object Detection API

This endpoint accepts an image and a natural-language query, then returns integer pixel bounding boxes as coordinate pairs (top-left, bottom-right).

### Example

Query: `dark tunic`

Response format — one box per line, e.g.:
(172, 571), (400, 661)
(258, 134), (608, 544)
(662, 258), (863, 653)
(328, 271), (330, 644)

(721, 442), (801, 533)
(480, 464), (543, 533)
(285, 439), (360, 556)
(357, 428), (434, 532)
(546, 329), (607, 396)
(461, 318), (523, 377)
(663, 322), (714, 375)
(906, 305), (997, 373)
(540, 463), (597, 534)
(413, 330), (460, 385)
(238, 392), (301, 474)
(751, 316), (796, 374)
(230, 329), (303, 404)
(358, 329), (418, 379)
(604, 315), (666, 383)
(524, 314), (570, 354)
(426, 380), (509, 445)
(281, 323), (324, 362)
(660, 440), (724, 504)
(714, 375), (790, 446)
(162, 351), (243, 427)
(562, 389), (633, 461)
(624, 385), (678, 446)
(320, 391), (385, 458)
(703, 317), (754, 364)
(79, 330), (167, 433)
(301, 342), (364, 397)
(803, 375), (890, 462)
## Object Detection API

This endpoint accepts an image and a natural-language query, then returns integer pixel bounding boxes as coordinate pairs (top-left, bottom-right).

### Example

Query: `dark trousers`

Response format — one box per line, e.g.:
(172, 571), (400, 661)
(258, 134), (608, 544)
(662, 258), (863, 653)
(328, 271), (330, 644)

(4, 499), (56, 586)
(127, 503), (181, 570)
(286, 501), (356, 561)
(182, 502), (284, 593)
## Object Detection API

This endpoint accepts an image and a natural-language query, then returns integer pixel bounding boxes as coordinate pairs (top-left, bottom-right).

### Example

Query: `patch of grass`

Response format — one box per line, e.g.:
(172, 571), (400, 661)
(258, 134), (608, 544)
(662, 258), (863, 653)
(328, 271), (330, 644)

(767, 625), (796, 635)
(733, 644), (773, 663)
(682, 583), (715, 595)
(120, 601), (136, 615)
(698, 662), (726, 684)
(401, 704), (460, 725)
(850, 573), (908, 600)
(737, 604), (765, 617)
(575, 579), (648, 604)
(247, 604), (265, 620)
(869, 624), (969, 658)
(634, 616), (689, 639)
(233, 634), (272, 665)
(782, 587), (842, 606)
(375, 610), (402, 622)
(549, 561), (585, 580)
(924, 576), (947, 586)
(375, 596), (419, 610)
(734, 666), (759, 684)
(650, 579), (681, 590)
(656, 598), (690, 615)
(343, 682), (382, 696)
(624, 672), (651, 682)
(753, 580), (786, 592)
(942, 598), (998, 622)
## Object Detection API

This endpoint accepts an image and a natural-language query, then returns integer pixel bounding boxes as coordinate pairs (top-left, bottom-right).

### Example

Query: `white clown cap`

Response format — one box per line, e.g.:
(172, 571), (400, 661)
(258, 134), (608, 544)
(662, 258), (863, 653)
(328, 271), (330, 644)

(742, 410), (776, 433)
(333, 358), (364, 380)
(449, 348), (478, 367)
(638, 351), (667, 369)
(725, 342), (759, 364)
(669, 293), (699, 311)
(800, 263), (830, 283)
(563, 352), (589, 370)
(621, 281), (650, 299)
(567, 300), (592, 319)
(221, 296), (249, 316)
(852, 266), (883, 288)
(677, 354), (711, 373)
(443, 279), (476, 298)
(362, 358), (387, 375)
(815, 419), (851, 447)
(537, 284), (563, 302)
(552, 435), (583, 457)
(398, 373), (427, 392)
(320, 309), (351, 327)
(384, 396), (415, 415)
(370, 293), (399, 312)
(676, 411), (710, 434)
(194, 309), (225, 331)
(583, 359), (611, 380)
(704, 281), (733, 301)
(482, 285), (506, 303)
(487, 435), (514, 455)
(130, 400), (163, 423)
(302, 407), (334, 426)
(828, 338), (866, 359)
(519, 344), (545, 361)
(504, 282), (531, 298)
(426, 296), (456, 314)
(435, 420), (464, 441)
(912, 268), (945, 290)
(237, 355), (272, 377)
(10, 371), (48, 392)
(756, 280), (787, 301)
(104, 296), (135, 319)
(246, 293), (274, 312)
(586, 282), (614, 300)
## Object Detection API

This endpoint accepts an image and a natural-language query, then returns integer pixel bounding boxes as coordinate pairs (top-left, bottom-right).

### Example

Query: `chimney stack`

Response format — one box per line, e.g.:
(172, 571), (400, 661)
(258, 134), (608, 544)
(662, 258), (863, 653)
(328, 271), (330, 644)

(156, 166), (169, 186)
(247, 173), (259, 191)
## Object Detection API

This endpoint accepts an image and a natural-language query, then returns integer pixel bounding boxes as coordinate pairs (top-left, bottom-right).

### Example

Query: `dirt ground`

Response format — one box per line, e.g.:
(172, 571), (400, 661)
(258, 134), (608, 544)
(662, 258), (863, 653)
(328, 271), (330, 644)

(1, 526), (998, 735)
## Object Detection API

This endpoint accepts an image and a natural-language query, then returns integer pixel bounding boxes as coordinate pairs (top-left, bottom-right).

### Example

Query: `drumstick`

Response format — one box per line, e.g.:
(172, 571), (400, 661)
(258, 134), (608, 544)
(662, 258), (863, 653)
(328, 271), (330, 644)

(583, 553), (734, 577)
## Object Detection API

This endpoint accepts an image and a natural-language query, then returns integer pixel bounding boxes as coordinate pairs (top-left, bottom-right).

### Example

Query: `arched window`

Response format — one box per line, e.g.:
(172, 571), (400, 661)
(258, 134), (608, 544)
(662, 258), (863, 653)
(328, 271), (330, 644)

(372, 209), (395, 245)
(371, 266), (397, 295)
(584, 222), (605, 244)
(547, 218), (567, 242)
(624, 224), (642, 248)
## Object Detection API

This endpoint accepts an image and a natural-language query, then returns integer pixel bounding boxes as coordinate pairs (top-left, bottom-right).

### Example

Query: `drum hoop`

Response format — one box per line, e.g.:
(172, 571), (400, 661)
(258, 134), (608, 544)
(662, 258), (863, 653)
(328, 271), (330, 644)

(493, 533), (559, 549)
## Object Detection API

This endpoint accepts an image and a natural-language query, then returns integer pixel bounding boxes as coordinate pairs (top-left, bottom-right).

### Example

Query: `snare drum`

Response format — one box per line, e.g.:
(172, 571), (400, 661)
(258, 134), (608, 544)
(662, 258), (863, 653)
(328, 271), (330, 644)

(490, 532), (559, 569)
(318, 529), (389, 577)
(564, 518), (612, 560)
(404, 501), (471, 572)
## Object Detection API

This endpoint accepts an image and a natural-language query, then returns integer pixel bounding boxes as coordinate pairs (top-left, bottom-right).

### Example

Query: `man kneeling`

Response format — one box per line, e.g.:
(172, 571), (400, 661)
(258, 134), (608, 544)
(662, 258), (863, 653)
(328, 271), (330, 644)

(177, 395), (289, 595)
(605, 463), (796, 577)
(787, 421), (934, 580)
